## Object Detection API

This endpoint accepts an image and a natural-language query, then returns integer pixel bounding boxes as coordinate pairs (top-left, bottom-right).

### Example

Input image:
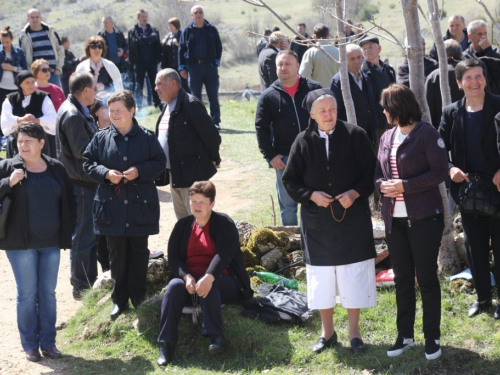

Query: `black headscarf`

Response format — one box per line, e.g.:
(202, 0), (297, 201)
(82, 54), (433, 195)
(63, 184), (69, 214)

(302, 88), (336, 129)
(14, 70), (35, 98)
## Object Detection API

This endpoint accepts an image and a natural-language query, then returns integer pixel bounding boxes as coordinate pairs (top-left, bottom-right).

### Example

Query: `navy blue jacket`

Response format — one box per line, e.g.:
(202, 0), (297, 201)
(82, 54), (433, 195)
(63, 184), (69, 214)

(82, 120), (166, 236)
(178, 20), (222, 70)
(0, 45), (27, 82)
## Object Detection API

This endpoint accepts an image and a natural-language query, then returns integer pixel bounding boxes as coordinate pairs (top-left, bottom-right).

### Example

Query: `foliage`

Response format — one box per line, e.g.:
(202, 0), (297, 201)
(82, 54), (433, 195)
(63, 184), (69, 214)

(359, 4), (380, 21)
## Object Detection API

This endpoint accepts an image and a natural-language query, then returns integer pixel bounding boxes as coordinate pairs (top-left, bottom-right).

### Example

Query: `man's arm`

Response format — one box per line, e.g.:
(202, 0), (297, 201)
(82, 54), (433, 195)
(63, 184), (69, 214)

(53, 31), (65, 73)
(255, 95), (278, 161)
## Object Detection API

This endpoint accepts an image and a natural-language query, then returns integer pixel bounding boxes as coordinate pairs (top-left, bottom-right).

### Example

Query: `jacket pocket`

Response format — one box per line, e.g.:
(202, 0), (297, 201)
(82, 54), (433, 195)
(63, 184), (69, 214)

(94, 192), (113, 227)
(131, 186), (159, 226)
(179, 155), (216, 184)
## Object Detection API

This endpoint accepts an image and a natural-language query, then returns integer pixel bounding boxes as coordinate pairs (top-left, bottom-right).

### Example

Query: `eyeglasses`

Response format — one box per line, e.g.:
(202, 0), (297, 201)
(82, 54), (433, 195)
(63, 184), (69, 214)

(193, 11), (204, 14)
(89, 43), (104, 50)
(40, 68), (51, 73)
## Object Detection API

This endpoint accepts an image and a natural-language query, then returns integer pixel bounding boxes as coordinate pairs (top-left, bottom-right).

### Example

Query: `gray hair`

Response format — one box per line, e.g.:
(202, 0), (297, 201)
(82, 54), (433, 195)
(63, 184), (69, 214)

(191, 5), (204, 14)
(444, 39), (463, 59)
(69, 72), (93, 96)
(468, 20), (487, 35)
(311, 94), (337, 112)
(346, 43), (362, 54)
(448, 15), (465, 24)
(270, 31), (287, 45)
(157, 68), (181, 86)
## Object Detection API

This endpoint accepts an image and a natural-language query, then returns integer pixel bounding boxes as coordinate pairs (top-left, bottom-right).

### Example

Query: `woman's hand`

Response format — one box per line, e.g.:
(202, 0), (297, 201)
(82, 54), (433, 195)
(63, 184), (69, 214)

(310, 191), (335, 207)
(123, 167), (139, 181)
(17, 114), (36, 124)
(9, 169), (25, 187)
(173, 38), (178, 46)
(184, 274), (196, 295)
(380, 179), (404, 198)
(335, 189), (360, 209)
(450, 167), (469, 183)
(195, 274), (215, 298)
(493, 169), (500, 191)
(1, 63), (14, 71)
(105, 169), (124, 184)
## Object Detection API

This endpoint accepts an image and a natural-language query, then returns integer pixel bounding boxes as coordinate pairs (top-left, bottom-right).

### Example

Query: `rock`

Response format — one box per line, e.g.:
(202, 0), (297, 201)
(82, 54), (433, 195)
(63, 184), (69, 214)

(455, 232), (467, 262)
(235, 221), (257, 244)
(143, 294), (164, 306)
(287, 250), (304, 267)
(453, 214), (463, 234)
(289, 234), (301, 251)
(276, 255), (288, 271)
(375, 241), (389, 265)
(261, 248), (283, 270)
(247, 228), (285, 254)
(147, 257), (169, 284)
(93, 270), (113, 289)
(294, 267), (307, 278)
(372, 220), (385, 239)
(265, 225), (300, 236)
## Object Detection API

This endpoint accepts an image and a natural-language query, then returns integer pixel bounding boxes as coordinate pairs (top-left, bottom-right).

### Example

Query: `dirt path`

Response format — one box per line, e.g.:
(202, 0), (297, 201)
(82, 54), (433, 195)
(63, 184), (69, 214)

(0, 162), (255, 374)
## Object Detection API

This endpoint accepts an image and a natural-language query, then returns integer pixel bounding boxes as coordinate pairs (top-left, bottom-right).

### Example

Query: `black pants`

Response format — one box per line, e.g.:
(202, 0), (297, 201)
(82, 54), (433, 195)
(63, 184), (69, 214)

(97, 235), (110, 272)
(107, 235), (149, 307)
(461, 212), (500, 301)
(158, 274), (241, 344)
(385, 214), (444, 340)
(133, 60), (160, 108)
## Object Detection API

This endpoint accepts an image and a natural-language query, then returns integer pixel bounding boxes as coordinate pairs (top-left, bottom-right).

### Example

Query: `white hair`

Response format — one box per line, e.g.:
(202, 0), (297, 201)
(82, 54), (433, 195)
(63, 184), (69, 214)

(467, 20), (487, 35)
(311, 94), (337, 112)
(191, 5), (204, 13)
(346, 43), (362, 54)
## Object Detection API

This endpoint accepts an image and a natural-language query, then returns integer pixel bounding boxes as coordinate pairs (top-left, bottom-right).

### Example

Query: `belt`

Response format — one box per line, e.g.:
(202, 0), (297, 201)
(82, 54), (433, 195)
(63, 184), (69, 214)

(196, 59), (208, 64)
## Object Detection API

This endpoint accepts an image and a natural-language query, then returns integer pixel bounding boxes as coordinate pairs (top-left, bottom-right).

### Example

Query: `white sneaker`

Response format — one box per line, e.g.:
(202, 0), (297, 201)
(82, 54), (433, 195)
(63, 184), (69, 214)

(387, 337), (415, 357)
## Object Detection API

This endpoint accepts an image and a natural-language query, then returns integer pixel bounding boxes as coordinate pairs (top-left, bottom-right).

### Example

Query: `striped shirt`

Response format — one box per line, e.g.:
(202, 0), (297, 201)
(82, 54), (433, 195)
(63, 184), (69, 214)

(28, 30), (56, 70)
(390, 127), (408, 217)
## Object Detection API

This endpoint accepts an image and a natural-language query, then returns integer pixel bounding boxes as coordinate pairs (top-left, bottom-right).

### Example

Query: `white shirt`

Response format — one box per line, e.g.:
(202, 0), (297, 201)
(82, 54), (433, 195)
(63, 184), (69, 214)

(349, 71), (363, 90)
(391, 127), (408, 217)
(0, 53), (17, 90)
(158, 96), (178, 169)
(318, 127), (335, 160)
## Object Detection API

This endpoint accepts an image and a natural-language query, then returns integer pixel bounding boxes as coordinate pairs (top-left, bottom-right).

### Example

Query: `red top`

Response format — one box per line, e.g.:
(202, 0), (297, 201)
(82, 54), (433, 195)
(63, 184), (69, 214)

(35, 84), (66, 111)
(185, 220), (228, 278)
(283, 75), (300, 98)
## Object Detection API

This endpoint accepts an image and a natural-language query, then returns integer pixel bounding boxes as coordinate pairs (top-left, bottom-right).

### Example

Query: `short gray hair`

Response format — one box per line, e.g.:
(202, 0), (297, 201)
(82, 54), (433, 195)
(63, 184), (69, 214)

(191, 5), (204, 13)
(157, 68), (181, 86)
(468, 20), (487, 35)
(444, 39), (463, 59)
(346, 43), (362, 54)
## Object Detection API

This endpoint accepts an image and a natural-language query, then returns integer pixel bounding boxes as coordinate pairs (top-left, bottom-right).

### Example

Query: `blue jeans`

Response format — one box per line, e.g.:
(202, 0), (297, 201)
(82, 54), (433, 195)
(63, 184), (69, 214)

(188, 63), (221, 124)
(275, 155), (298, 226)
(6, 246), (60, 351)
(48, 74), (61, 88)
(71, 185), (98, 292)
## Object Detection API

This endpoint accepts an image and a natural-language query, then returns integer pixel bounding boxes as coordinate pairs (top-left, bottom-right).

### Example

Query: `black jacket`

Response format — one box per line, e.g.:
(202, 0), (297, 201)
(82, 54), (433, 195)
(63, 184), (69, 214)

(397, 56), (439, 87)
(258, 43), (279, 91)
(161, 30), (181, 70)
(127, 23), (162, 65)
(429, 29), (470, 61)
(255, 76), (322, 161)
(62, 49), (79, 80)
(290, 34), (310, 64)
(82, 120), (166, 236)
(463, 44), (500, 95)
(168, 211), (254, 300)
(155, 88), (221, 189)
(97, 27), (128, 72)
(56, 94), (99, 189)
(438, 92), (500, 202)
(178, 20), (222, 69)
(0, 154), (77, 250)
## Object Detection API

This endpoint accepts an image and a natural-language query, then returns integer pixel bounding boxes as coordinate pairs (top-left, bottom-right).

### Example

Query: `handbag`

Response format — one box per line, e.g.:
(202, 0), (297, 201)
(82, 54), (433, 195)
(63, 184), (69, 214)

(0, 195), (12, 239)
(457, 173), (500, 218)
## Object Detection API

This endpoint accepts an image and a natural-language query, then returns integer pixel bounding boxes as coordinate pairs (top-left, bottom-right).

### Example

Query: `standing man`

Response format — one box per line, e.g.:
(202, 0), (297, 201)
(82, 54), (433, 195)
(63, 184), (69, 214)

(128, 9), (161, 108)
(56, 72), (98, 300)
(98, 16), (129, 89)
(19, 8), (65, 87)
(290, 23), (309, 64)
(397, 38), (438, 87)
(255, 50), (322, 226)
(155, 68), (221, 219)
(258, 32), (289, 91)
(178, 5), (222, 129)
(429, 15), (469, 61)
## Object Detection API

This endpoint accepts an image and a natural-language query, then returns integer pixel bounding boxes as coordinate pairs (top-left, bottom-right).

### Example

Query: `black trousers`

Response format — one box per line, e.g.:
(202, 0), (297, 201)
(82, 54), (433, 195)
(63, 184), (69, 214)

(461, 212), (500, 301)
(385, 214), (444, 340)
(107, 235), (149, 307)
(133, 60), (160, 108)
(97, 235), (110, 272)
(158, 274), (241, 344)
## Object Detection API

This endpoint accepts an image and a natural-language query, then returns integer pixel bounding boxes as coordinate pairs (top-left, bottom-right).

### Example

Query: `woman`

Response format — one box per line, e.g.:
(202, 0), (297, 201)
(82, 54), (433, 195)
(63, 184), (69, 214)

(439, 59), (500, 320)
(282, 89), (377, 355)
(161, 18), (190, 93)
(375, 84), (448, 360)
(1, 71), (57, 158)
(90, 99), (111, 130)
(0, 26), (27, 118)
(82, 90), (165, 319)
(0, 122), (76, 362)
(156, 181), (253, 366)
(32, 59), (66, 111)
(76, 36), (123, 97)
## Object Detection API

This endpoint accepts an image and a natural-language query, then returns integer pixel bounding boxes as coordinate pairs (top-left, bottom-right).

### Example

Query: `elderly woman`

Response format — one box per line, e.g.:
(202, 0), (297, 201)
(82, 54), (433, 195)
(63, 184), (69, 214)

(282, 88), (377, 355)
(76, 36), (123, 96)
(157, 181), (253, 366)
(375, 84), (448, 360)
(0, 122), (76, 362)
(83, 90), (165, 319)
(1, 71), (57, 158)
(439, 59), (500, 320)
(161, 17), (190, 93)
(32, 59), (66, 111)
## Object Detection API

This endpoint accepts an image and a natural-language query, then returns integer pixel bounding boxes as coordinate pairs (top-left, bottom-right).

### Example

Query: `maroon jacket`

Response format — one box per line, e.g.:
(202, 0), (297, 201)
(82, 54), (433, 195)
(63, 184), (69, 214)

(375, 121), (448, 233)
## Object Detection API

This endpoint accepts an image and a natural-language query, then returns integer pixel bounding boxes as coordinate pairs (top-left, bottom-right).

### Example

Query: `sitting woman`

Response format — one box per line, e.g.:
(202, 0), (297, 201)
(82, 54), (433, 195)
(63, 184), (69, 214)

(32, 58), (66, 111)
(75, 36), (123, 97)
(157, 181), (253, 367)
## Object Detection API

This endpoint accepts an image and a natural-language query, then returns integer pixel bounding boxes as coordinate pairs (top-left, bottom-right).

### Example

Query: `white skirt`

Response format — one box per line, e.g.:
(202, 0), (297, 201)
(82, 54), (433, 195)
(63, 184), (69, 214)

(306, 258), (377, 310)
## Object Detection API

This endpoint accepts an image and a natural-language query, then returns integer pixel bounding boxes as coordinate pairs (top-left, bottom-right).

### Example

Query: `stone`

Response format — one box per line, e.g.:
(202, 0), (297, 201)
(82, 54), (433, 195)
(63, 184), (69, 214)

(261, 248), (284, 270)
(264, 225), (300, 236)
(246, 228), (282, 254)
(287, 250), (304, 267)
(235, 221), (257, 244)
(455, 232), (467, 262)
(147, 257), (169, 284)
(375, 241), (389, 265)
(294, 267), (307, 278)
(93, 270), (113, 289)
(453, 214), (463, 234)
(143, 294), (164, 306)
(288, 234), (302, 251)
(372, 220), (385, 239)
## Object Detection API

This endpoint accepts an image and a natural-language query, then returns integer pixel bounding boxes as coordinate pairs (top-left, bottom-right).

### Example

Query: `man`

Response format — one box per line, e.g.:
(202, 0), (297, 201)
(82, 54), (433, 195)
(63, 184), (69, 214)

(256, 28), (272, 57)
(329, 44), (378, 145)
(255, 50), (322, 226)
(258, 31), (289, 91)
(154, 68), (221, 219)
(19, 8), (64, 87)
(463, 19), (500, 95)
(128, 9), (161, 108)
(56, 72), (98, 300)
(397, 37), (438, 87)
(426, 39), (464, 128)
(98, 16), (129, 87)
(290, 23), (309, 64)
(179, 5), (222, 128)
(299, 23), (339, 88)
(360, 35), (396, 148)
(429, 15), (470, 61)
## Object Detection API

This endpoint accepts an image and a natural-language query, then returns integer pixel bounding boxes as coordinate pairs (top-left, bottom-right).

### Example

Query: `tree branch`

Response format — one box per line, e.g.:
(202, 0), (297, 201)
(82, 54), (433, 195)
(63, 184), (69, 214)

(473, 0), (500, 32)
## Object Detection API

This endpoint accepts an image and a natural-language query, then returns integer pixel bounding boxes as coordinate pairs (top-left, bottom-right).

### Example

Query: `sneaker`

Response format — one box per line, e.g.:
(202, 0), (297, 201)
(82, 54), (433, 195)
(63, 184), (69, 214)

(387, 337), (415, 357)
(425, 339), (441, 360)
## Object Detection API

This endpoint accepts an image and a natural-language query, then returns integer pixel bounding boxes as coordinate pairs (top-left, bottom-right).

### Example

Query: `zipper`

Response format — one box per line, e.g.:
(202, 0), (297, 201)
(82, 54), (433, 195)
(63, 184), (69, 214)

(290, 94), (301, 133)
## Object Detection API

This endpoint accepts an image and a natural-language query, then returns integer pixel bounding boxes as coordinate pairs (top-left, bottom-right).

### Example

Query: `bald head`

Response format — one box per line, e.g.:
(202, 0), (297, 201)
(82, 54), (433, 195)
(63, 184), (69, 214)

(27, 9), (42, 30)
(102, 16), (114, 32)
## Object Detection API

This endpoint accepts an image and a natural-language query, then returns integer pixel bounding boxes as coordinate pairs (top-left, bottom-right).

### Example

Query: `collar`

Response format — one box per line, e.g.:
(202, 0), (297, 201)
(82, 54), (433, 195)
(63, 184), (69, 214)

(110, 118), (140, 137)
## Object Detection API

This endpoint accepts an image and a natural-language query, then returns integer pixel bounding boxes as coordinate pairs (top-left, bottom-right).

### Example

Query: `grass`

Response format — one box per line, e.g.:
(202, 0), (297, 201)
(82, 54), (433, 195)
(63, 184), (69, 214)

(56, 101), (500, 374)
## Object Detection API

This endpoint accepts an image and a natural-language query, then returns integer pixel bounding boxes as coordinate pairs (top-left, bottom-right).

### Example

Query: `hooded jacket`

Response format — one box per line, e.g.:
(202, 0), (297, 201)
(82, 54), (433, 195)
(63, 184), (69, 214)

(19, 22), (65, 70)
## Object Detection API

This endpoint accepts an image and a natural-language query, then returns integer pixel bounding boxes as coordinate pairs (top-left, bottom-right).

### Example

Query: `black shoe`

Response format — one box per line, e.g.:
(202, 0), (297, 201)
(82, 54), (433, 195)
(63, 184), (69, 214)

(424, 339), (441, 360)
(72, 290), (82, 301)
(312, 332), (338, 354)
(208, 336), (224, 354)
(350, 337), (365, 354)
(157, 343), (175, 366)
(494, 304), (500, 320)
(110, 304), (128, 320)
(41, 346), (62, 359)
(467, 300), (492, 317)
(25, 348), (41, 362)
(387, 337), (415, 357)
(132, 298), (144, 309)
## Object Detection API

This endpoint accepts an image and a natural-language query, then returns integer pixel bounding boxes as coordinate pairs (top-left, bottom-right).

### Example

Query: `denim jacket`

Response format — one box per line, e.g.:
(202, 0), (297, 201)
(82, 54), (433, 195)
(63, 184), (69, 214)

(0, 45), (27, 82)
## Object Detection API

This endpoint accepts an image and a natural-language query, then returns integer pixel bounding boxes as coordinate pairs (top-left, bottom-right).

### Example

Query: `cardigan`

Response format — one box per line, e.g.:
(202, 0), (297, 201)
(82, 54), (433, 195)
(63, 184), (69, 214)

(75, 58), (123, 91)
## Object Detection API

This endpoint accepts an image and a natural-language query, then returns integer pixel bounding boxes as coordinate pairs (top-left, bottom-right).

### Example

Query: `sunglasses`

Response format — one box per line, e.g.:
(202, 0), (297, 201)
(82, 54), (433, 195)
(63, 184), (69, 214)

(40, 68), (51, 73)
(89, 43), (104, 50)
(193, 11), (204, 14)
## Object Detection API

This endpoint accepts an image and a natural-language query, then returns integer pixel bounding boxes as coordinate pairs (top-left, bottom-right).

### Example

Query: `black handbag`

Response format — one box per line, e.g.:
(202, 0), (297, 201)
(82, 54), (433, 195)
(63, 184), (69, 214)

(154, 168), (170, 187)
(0, 195), (12, 239)
(458, 173), (500, 218)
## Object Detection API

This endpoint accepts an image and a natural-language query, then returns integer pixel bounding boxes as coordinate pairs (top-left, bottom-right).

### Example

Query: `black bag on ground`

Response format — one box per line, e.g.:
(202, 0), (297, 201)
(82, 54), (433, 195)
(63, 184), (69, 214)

(458, 173), (500, 218)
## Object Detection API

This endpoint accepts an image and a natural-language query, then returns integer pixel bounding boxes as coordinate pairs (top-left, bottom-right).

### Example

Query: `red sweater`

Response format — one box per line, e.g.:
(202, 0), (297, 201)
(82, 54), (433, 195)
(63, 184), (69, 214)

(35, 83), (66, 111)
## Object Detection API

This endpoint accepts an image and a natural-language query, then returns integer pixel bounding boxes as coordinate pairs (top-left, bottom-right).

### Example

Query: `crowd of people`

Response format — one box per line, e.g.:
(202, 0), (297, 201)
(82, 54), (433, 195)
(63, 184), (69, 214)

(0, 4), (499, 369)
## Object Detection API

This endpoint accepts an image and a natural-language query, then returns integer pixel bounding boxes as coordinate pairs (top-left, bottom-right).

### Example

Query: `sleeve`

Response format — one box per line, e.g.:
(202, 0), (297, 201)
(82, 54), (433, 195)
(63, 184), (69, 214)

(167, 220), (191, 278)
(54, 31), (65, 71)
(351, 129), (376, 198)
(483, 46), (500, 82)
(38, 96), (57, 135)
(255, 94), (277, 161)
(59, 163), (77, 235)
(397, 62), (410, 87)
(188, 101), (221, 163)
(298, 50), (314, 80)
(59, 114), (93, 160)
(329, 75), (347, 122)
(0, 166), (14, 201)
(82, 136), (109, 184)
(0, 99), (19, 136)
(106, 61), (123, 91)
(213, 26), (222, 64)
(425, 74), (439, 128)
(178, 29), (187, 71)
(206, 216), (239, 278)
(282, 136), (314, 204)
(374, 132), (388, 192)
(134, 134), (167, 182)
(16, 48), (28, 70)
(127, 28), (136, 65)
(63, 51), (79, 70)
(264, 53), (278, 84)
(429, 43), (438, 61)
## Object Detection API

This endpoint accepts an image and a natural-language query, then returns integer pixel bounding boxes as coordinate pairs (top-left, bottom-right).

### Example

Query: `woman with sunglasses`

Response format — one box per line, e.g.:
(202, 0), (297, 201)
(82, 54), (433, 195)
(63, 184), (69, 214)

(76, 36), (123, 96)
(32, 59), (66, 111)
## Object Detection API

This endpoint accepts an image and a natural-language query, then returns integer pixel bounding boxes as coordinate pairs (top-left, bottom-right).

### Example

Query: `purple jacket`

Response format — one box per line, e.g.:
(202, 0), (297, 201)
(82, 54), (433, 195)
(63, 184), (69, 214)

(375, 121), (448, 233)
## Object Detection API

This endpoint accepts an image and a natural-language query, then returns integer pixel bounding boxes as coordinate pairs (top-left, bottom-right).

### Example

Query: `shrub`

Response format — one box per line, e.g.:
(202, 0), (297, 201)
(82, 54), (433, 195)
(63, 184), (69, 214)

(360, 4), (380, 21)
